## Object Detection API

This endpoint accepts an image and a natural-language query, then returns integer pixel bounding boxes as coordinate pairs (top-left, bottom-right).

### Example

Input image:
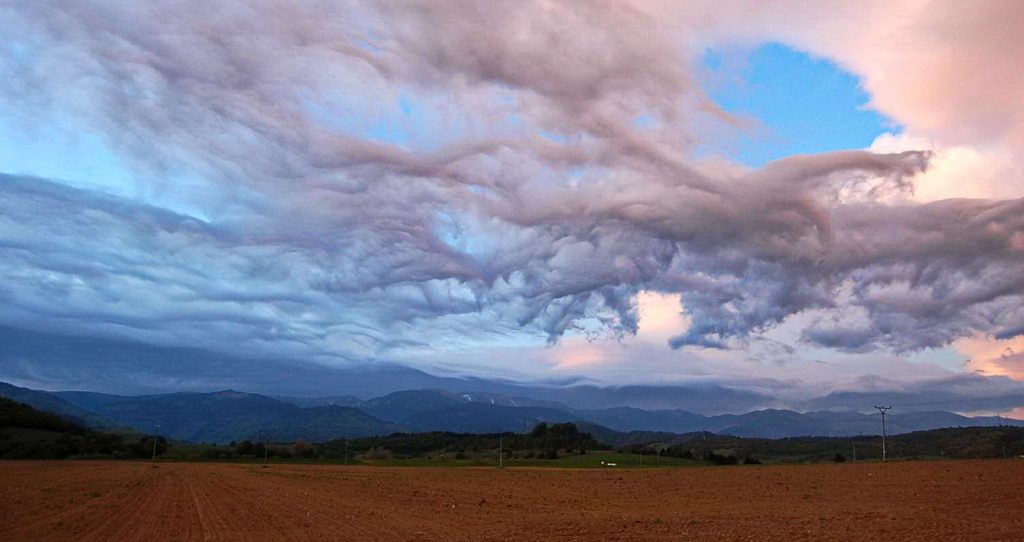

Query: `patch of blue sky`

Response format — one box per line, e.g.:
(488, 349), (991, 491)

(398, 94), (413, 116)
(362, 119), (412, 147)
(301, 88), (465, 152)
(301, 91), (412, 148)
(434, 208), (462, 247)
(307, 84), (528, 155)
(0, 122), (133, 195)
(352, 38), (382, 54)
(503, 109), (523, 133)
(537, 129), (570, 144)
(4, 41), (35, 68)
(907, 346), (970, 373)
(562, 165), (589, 189)
(433, 208), (493, 263)
(0, 114), (212, 222)
(700, 42), (898, 167)
(496, 87), (524, 134)
(351, 26), (385, 55)
(632, 114), (657, 129)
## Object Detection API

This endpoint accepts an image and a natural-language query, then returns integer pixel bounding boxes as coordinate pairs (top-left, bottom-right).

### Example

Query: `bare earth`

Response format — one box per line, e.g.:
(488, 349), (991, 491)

(2, 460), (1023, 541)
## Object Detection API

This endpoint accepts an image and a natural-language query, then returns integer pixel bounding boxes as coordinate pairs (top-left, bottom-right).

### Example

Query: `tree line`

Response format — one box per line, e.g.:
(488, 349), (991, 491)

(0, 397), (167, 459)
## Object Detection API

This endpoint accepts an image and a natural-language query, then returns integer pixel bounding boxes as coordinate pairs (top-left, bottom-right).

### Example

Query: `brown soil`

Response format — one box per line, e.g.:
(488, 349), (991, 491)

(2, 460), (1022, 541)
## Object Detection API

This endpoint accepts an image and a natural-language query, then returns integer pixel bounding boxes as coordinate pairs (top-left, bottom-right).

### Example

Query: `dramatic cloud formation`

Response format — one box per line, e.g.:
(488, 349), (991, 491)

(0, 1), (1022, 402)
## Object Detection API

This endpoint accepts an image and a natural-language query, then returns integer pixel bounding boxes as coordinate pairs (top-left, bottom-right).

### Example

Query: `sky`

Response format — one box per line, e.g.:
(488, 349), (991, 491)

(1, 1), (1024, 414)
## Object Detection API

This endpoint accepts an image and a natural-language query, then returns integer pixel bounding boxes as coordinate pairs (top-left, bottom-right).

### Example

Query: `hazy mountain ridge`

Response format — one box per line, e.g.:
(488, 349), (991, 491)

(585, 406), (1024, 439)
(0, 382), (111, 429)
(3, 382), (1023, 444)
(46, 386), (401, 443)
(401, 403), (583, 434)
(272, 395), (362, 408)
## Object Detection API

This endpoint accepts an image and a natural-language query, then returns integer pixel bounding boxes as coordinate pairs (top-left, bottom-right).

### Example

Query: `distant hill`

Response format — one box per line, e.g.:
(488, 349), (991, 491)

(356, 390), (580, 433)
(55, 389), (300, 443)
(4, 381), (1024, 444)
(582, 407), (707, 433)
(259, 406), (403, 442)
(51, 390), (144, 413)
(272, 395), (362, 408)
(574, 422), (679, 448)
(402, 403), (583, 433)
(0, 397), (155, 459)
(707, 409), (830, 438)
(0, 396), (88, 435)
(700, 409), (1024, 438)
(576, 406), (1024, 439)
(51, 389), (402, 444)
(360, 390), (470, 423)
(0, 382), (110, 429)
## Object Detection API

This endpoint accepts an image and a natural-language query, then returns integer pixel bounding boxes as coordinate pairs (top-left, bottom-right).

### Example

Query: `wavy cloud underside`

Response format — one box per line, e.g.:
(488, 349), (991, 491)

(0, 1), (1022, 372)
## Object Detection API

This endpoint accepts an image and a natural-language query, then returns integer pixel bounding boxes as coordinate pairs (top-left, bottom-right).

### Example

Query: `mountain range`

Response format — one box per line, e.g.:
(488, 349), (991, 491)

(2, 381), (1022, 445)
(7, 325), (1024, 422)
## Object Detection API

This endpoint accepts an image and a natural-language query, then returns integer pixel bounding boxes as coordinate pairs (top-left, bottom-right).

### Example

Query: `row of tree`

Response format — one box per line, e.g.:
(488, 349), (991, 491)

(624, 426), (1024, 463)
(0, 397), (168, 459)
(315, 422), (609, 460)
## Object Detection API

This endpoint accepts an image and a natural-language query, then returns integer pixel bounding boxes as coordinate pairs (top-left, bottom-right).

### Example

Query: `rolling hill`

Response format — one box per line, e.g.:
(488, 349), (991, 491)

(51, 388), (401, 443)
(0, 397), (153, 459)
(0, 382), (111, 429)
(3, 381), (1023, 444)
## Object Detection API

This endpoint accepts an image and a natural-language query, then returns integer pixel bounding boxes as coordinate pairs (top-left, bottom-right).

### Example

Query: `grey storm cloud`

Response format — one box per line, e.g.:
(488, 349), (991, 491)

(0, 0), (1022, 367)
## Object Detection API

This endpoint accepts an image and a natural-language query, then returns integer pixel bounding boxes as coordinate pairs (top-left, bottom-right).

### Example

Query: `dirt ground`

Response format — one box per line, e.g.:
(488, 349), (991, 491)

(2, 460), (1022, 541)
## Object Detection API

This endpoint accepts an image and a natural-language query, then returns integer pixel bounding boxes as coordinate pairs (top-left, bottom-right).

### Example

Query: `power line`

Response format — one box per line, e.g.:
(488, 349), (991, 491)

(150, 422), (161, 463)
(259, 431), (269, 467)
(874, 405), (892, 462)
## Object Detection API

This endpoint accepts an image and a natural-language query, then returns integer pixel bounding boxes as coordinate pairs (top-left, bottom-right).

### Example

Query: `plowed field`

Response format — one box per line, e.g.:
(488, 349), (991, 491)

(2, 460), (1022, 541)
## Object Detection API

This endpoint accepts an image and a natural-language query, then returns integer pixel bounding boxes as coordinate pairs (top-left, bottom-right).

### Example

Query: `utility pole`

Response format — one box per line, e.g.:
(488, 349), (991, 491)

(874, 405), (892, 462)
(344, 439), (349, 466)
(498, 437), (503, 468)
(260, 431), (269, 466)
(851, 440), (856, 462)
(151, 422), (161, 463)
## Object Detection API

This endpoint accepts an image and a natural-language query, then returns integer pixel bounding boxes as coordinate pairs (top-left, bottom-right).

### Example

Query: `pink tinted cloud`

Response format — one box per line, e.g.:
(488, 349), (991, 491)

(694, 0), (1024, 200)
(681, 0), (1024, 150)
